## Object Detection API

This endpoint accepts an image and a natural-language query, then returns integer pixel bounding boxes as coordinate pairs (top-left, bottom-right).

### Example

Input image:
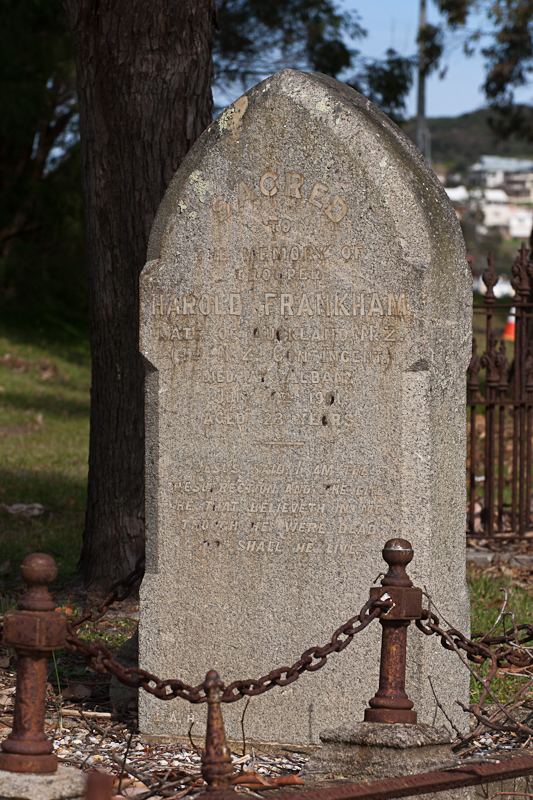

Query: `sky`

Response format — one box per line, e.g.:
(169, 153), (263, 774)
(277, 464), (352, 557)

(343, 0), (532, 118)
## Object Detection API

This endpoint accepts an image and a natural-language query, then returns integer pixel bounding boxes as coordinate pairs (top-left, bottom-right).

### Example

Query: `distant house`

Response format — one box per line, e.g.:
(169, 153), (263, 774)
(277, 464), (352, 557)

(471, 188), (512, 230)
(443, 156), (533, 239)
(469, 156), (533, 200)
(445, 184), (532, 240)
(470, 188), (532, 239)
(506, 170), (533, 199)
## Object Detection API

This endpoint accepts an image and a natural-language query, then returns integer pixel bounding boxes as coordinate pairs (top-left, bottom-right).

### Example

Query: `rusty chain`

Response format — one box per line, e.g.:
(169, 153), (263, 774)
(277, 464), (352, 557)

(220, 596), (390, 702)
(66, 594), (392, 704)
(70, 555), (145, 629)
(416, 610), (533, 668)
(65, 557), (533, 706)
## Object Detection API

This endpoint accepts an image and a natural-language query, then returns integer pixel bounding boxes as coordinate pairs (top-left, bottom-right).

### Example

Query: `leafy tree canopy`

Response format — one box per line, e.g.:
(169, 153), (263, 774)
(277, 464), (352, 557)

(435, 0), (533, 139)
(214, 0), (413, 121)
(0, 0), (416, 320)
(1, 0), (531, 321)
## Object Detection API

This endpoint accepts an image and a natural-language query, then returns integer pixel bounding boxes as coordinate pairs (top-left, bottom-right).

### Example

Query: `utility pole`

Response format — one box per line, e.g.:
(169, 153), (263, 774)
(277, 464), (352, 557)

(416, 0), (432, 164)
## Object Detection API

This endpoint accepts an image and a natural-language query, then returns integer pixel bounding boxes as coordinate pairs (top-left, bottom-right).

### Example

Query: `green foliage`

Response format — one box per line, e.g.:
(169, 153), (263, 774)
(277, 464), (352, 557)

(469, 569), (533, 635)
(214, 1), (415, 120)
(0, 0), (418, 326)
(417, 22), (445, 77)
(1, 147), (86, 325)
(437, 0), (472, 27)
(358, 49), (415, 123)
(468, 566), (533, 703)
(0, 0), (74, 150)
(435, 0), (533, 140)
(483, 0), (533, 139)
(215, 0), (365, 85)
(1, 0), (531, 329)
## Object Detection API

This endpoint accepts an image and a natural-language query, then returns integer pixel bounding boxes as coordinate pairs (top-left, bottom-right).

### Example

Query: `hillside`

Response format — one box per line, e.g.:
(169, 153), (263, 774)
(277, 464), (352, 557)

(404, 109), (532, 172)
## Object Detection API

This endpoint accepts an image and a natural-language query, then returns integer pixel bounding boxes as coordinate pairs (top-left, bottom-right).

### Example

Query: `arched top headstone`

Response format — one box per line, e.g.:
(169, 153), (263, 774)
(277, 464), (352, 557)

(139, 70), (470, 745)
(143, 69), (469, 370)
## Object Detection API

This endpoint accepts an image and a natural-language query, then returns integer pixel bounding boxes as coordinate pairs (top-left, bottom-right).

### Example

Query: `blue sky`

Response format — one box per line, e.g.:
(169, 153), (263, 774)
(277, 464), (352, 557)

(343, 0), (532, 117)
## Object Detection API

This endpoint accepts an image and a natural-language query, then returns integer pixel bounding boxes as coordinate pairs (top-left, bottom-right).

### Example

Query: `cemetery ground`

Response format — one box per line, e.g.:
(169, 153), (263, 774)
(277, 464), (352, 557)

(0, 321), (532, 796)
(0, 315), (89, 586)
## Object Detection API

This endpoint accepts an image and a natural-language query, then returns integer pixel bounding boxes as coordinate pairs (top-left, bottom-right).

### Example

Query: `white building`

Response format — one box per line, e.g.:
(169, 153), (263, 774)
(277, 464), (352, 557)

(509, 207), (533, 238)
(473, 188), (512, 228)
(461, 187), (533, 240)
(444, 185), (469, 203)
(506, 170), (533, 199)
(470, 155), (533, 200)
(444, 156), (533, 240)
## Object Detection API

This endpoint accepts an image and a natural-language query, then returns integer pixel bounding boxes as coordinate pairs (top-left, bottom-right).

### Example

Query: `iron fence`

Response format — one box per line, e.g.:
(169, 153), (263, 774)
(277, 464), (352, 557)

(467, 244), (533, 541)
(1, 543), (532, 796)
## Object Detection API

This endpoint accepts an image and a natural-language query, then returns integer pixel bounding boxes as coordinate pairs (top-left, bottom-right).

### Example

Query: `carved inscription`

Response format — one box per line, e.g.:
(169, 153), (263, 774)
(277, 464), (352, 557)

(212, 170), (349, 224)
(152, 291), (409, 318)
(149, 170), (413, 555)
(169, 462), (392, 555)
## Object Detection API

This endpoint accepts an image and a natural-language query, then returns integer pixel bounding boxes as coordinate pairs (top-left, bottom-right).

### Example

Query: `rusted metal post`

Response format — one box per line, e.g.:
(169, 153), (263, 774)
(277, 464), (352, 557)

(271, 753), (533, 800)
(467, 338), (481, 536)
(496, 340), (509, 530)
(201, 670), (235, 793)
(0, 553), (66, 774)
(85, 769), (115, 800)
(482, 332), (500, 535)
(364, 539), (422, 724)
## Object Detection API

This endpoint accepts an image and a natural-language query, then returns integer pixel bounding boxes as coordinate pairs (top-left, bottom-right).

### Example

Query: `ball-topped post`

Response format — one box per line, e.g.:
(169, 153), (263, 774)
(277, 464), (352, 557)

(381, 538), (414, 588)
(20, 553), (58, 611)
(364, 539), (423, 725)
(0, 553), (66, 774)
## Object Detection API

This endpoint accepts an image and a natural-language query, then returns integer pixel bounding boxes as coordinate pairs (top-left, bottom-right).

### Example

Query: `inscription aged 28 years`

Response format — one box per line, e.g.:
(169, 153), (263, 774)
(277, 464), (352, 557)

(139, 70), (471, 745)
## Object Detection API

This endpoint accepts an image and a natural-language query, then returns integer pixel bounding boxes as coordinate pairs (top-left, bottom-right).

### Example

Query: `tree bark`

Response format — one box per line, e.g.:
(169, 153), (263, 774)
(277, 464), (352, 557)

(63, 0), (215, 588)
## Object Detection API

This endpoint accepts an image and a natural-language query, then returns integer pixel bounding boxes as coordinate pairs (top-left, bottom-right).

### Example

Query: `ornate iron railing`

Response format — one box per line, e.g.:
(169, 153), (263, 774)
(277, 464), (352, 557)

(467, 245), (533, 541)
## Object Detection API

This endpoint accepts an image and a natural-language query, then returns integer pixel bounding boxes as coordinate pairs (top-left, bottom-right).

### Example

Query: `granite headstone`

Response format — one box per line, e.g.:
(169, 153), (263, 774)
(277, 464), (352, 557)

(139, 70), (471, 745)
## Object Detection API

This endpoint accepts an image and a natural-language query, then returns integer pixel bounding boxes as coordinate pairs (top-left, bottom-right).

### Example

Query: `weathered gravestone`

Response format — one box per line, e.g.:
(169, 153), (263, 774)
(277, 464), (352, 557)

(139, 70), (471, 745)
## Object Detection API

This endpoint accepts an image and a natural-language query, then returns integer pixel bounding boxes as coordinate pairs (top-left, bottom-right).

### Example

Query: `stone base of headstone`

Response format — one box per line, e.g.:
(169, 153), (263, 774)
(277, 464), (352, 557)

(306, 722), (455, 782)
(305, 724), (532, 800)
(0, 766), (85, 800)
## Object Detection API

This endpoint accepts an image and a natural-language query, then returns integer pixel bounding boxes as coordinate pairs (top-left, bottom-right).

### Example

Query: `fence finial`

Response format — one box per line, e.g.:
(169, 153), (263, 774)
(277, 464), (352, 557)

(201, 670), (235, 793)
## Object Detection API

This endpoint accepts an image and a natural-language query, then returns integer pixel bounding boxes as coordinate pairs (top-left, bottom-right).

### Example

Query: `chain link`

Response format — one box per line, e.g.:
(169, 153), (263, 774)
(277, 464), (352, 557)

(65, 625), (206, 703)
(65, 556), (533, 705)
(66, 595), (391, 703)
(70, 556), (145, 629)
(416, 610), (533, 668)
(220, 597), (390, 702)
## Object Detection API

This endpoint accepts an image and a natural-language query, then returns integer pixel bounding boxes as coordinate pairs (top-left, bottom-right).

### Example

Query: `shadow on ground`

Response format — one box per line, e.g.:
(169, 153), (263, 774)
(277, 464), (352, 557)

(0, 467), (85, 585)
(1, 390), (89, 419)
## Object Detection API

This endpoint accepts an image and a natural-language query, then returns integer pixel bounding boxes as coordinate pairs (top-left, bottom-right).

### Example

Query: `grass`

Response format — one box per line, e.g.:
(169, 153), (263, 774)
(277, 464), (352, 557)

(50, 614), (138, 692)
(469, 569), (532, 634)
(0, 315), (90, 586)
(468, 566), (533, 704)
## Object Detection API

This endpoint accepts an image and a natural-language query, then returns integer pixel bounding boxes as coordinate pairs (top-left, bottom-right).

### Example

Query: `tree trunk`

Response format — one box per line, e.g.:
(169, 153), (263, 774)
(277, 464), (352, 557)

(63, 0), (215, 589)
